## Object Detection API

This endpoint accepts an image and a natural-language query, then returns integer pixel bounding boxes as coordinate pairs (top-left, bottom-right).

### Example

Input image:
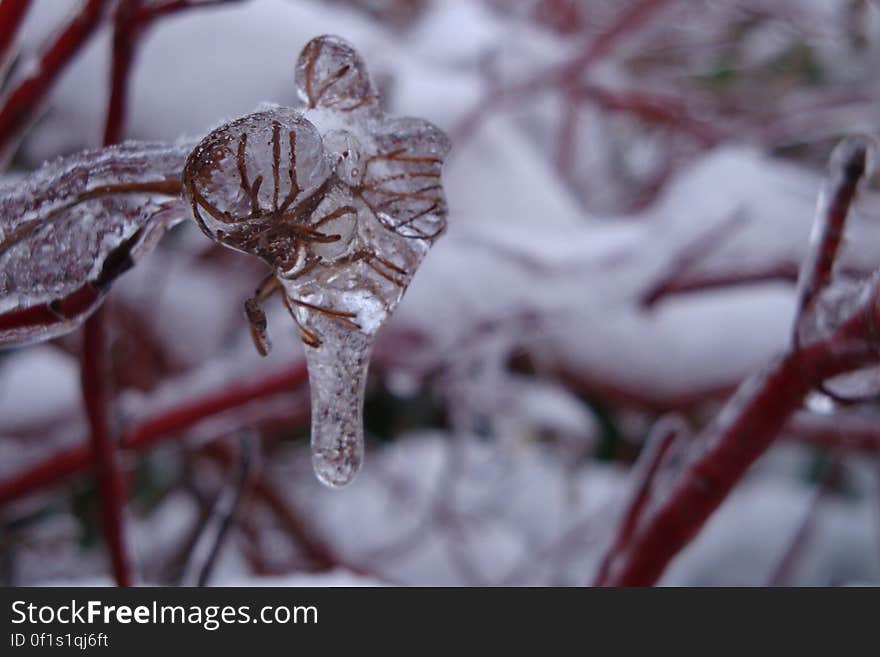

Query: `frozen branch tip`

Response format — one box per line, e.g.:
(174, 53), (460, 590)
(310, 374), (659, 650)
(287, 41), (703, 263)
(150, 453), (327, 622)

(0, 35), (451, 488)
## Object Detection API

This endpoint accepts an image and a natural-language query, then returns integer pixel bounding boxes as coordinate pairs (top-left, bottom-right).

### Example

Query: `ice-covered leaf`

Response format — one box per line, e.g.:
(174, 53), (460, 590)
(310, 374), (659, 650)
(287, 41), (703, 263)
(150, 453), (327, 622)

(183, 108), (332, 271)
(184, 35), (450, 487)
(295, 35), (379, 113)
(361, 116), (450, 239)
(0, 141), (194, 347)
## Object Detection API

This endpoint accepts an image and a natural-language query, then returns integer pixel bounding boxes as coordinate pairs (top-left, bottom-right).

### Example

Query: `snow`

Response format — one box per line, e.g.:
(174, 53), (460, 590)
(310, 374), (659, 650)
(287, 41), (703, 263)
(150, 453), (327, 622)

(0, 346), (80, 427)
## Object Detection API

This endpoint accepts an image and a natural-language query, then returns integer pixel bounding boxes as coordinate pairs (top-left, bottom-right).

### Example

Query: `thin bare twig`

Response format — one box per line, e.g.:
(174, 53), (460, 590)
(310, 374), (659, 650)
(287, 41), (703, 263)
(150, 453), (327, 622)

(0, 0), (111, 162)
(81, 307), (132, 586)
(195, 434), (255, 586)
(0, 363), (309, 504)
(0, 0), (32, 80)
(593, 415), (686, 586)
(766, 456), (840, 586)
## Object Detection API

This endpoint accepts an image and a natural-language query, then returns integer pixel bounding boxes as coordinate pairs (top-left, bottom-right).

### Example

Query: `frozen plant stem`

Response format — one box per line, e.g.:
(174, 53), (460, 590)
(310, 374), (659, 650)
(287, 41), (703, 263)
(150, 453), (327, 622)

(76, 0), (218, 586)
(593, 415), (685, 586)
(104, 0), (246, 145)
(453, 0), (680, 145)
(793, 137), (871, 331)
(603, 137), (876, 586)
(202, 441), (355, 572)
(0, 363), (310, 505)
(0, 0), (31, 75)
(195, 435), (254, 586)
(766, 457), (839, 586)
(81, 307), (132, 587)
(0, 0), (109, 163)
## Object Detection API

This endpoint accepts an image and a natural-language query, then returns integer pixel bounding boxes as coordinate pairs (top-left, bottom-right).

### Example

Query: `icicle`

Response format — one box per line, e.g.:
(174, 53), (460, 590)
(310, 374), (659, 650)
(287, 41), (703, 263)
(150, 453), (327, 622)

(301, 314), (371, 487)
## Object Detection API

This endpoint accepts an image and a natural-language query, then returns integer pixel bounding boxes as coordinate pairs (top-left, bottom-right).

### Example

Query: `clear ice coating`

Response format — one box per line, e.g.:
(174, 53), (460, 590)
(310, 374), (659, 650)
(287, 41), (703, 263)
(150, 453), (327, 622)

(0, 140), (194, 346)
(183, 35), (450, 487)
(794, 136), (879, 402)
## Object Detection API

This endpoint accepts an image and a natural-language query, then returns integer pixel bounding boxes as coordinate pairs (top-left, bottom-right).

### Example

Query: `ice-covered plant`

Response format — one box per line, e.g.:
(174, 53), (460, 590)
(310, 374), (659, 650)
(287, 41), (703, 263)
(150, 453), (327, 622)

(0, 35), (450, 488)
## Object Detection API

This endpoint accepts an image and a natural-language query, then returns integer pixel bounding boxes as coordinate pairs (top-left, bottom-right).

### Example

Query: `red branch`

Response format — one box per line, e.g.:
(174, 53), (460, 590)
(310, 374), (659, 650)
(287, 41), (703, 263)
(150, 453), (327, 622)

(102, 0), (144, 146)
(576, 84), (723, 148)
(453, 0), (680, 144)
(250, 473), (352, 573)
(766, 457), (839, 586)
(785, 413), (880, 454)
(593, 415), (684, 586)
(104, 0), (244, 144)
(793, 137), (871, 329)
(0, 0), (32, 72)
(561, 0), (678, 80)
(81, 307), (132, 586)
(81, 22), (146, 584)
(639, 262), (868, 309)
(0, 0), (110, 160)
(0, 363), (309, 505)
(201, 439), (366, 575)
(554, 0), (680, 177)
(639, 209), (747, 308)
(605, 325), (877, 585)
(603, 140), (876, 585)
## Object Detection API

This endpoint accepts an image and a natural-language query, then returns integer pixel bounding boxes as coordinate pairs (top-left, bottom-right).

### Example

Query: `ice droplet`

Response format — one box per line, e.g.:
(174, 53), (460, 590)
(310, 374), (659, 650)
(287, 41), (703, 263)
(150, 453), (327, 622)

(184, 35), (450, 487)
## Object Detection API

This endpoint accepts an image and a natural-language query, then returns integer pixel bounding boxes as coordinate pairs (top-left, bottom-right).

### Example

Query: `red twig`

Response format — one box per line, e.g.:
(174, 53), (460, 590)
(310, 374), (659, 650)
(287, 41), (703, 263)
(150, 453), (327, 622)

(785, 412), (880, 454)
(103, 0), (144, 146)
(561, 0), (678, 80)
(642, 262), (801, 307)
(593, 415), (685, 586)
(603, 140), (877, 585)
(452, 0), (680, 144)
(0, 0), (110, 160)
(0, 363), (309, 504)
(81, 307), (132, 586)
(606, 336), (874, 585)
(639, 137), (872, 309)
(249, 474), (351, 573)
(576, 84), (723, 148)
(80, 3), (157, 585)
(639, 262), (869, 309)
(104, 0), (244, 145)
(531, 0), (584, 35)
(639, 209), (748, 308)
(204, 439), (360, 574)
(551, 362), (735, 413)
(122, 364), (308, 450)
(0, 0), (32, 74)
(766, 457), (839, 586)
(794, 137), (872, 331)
